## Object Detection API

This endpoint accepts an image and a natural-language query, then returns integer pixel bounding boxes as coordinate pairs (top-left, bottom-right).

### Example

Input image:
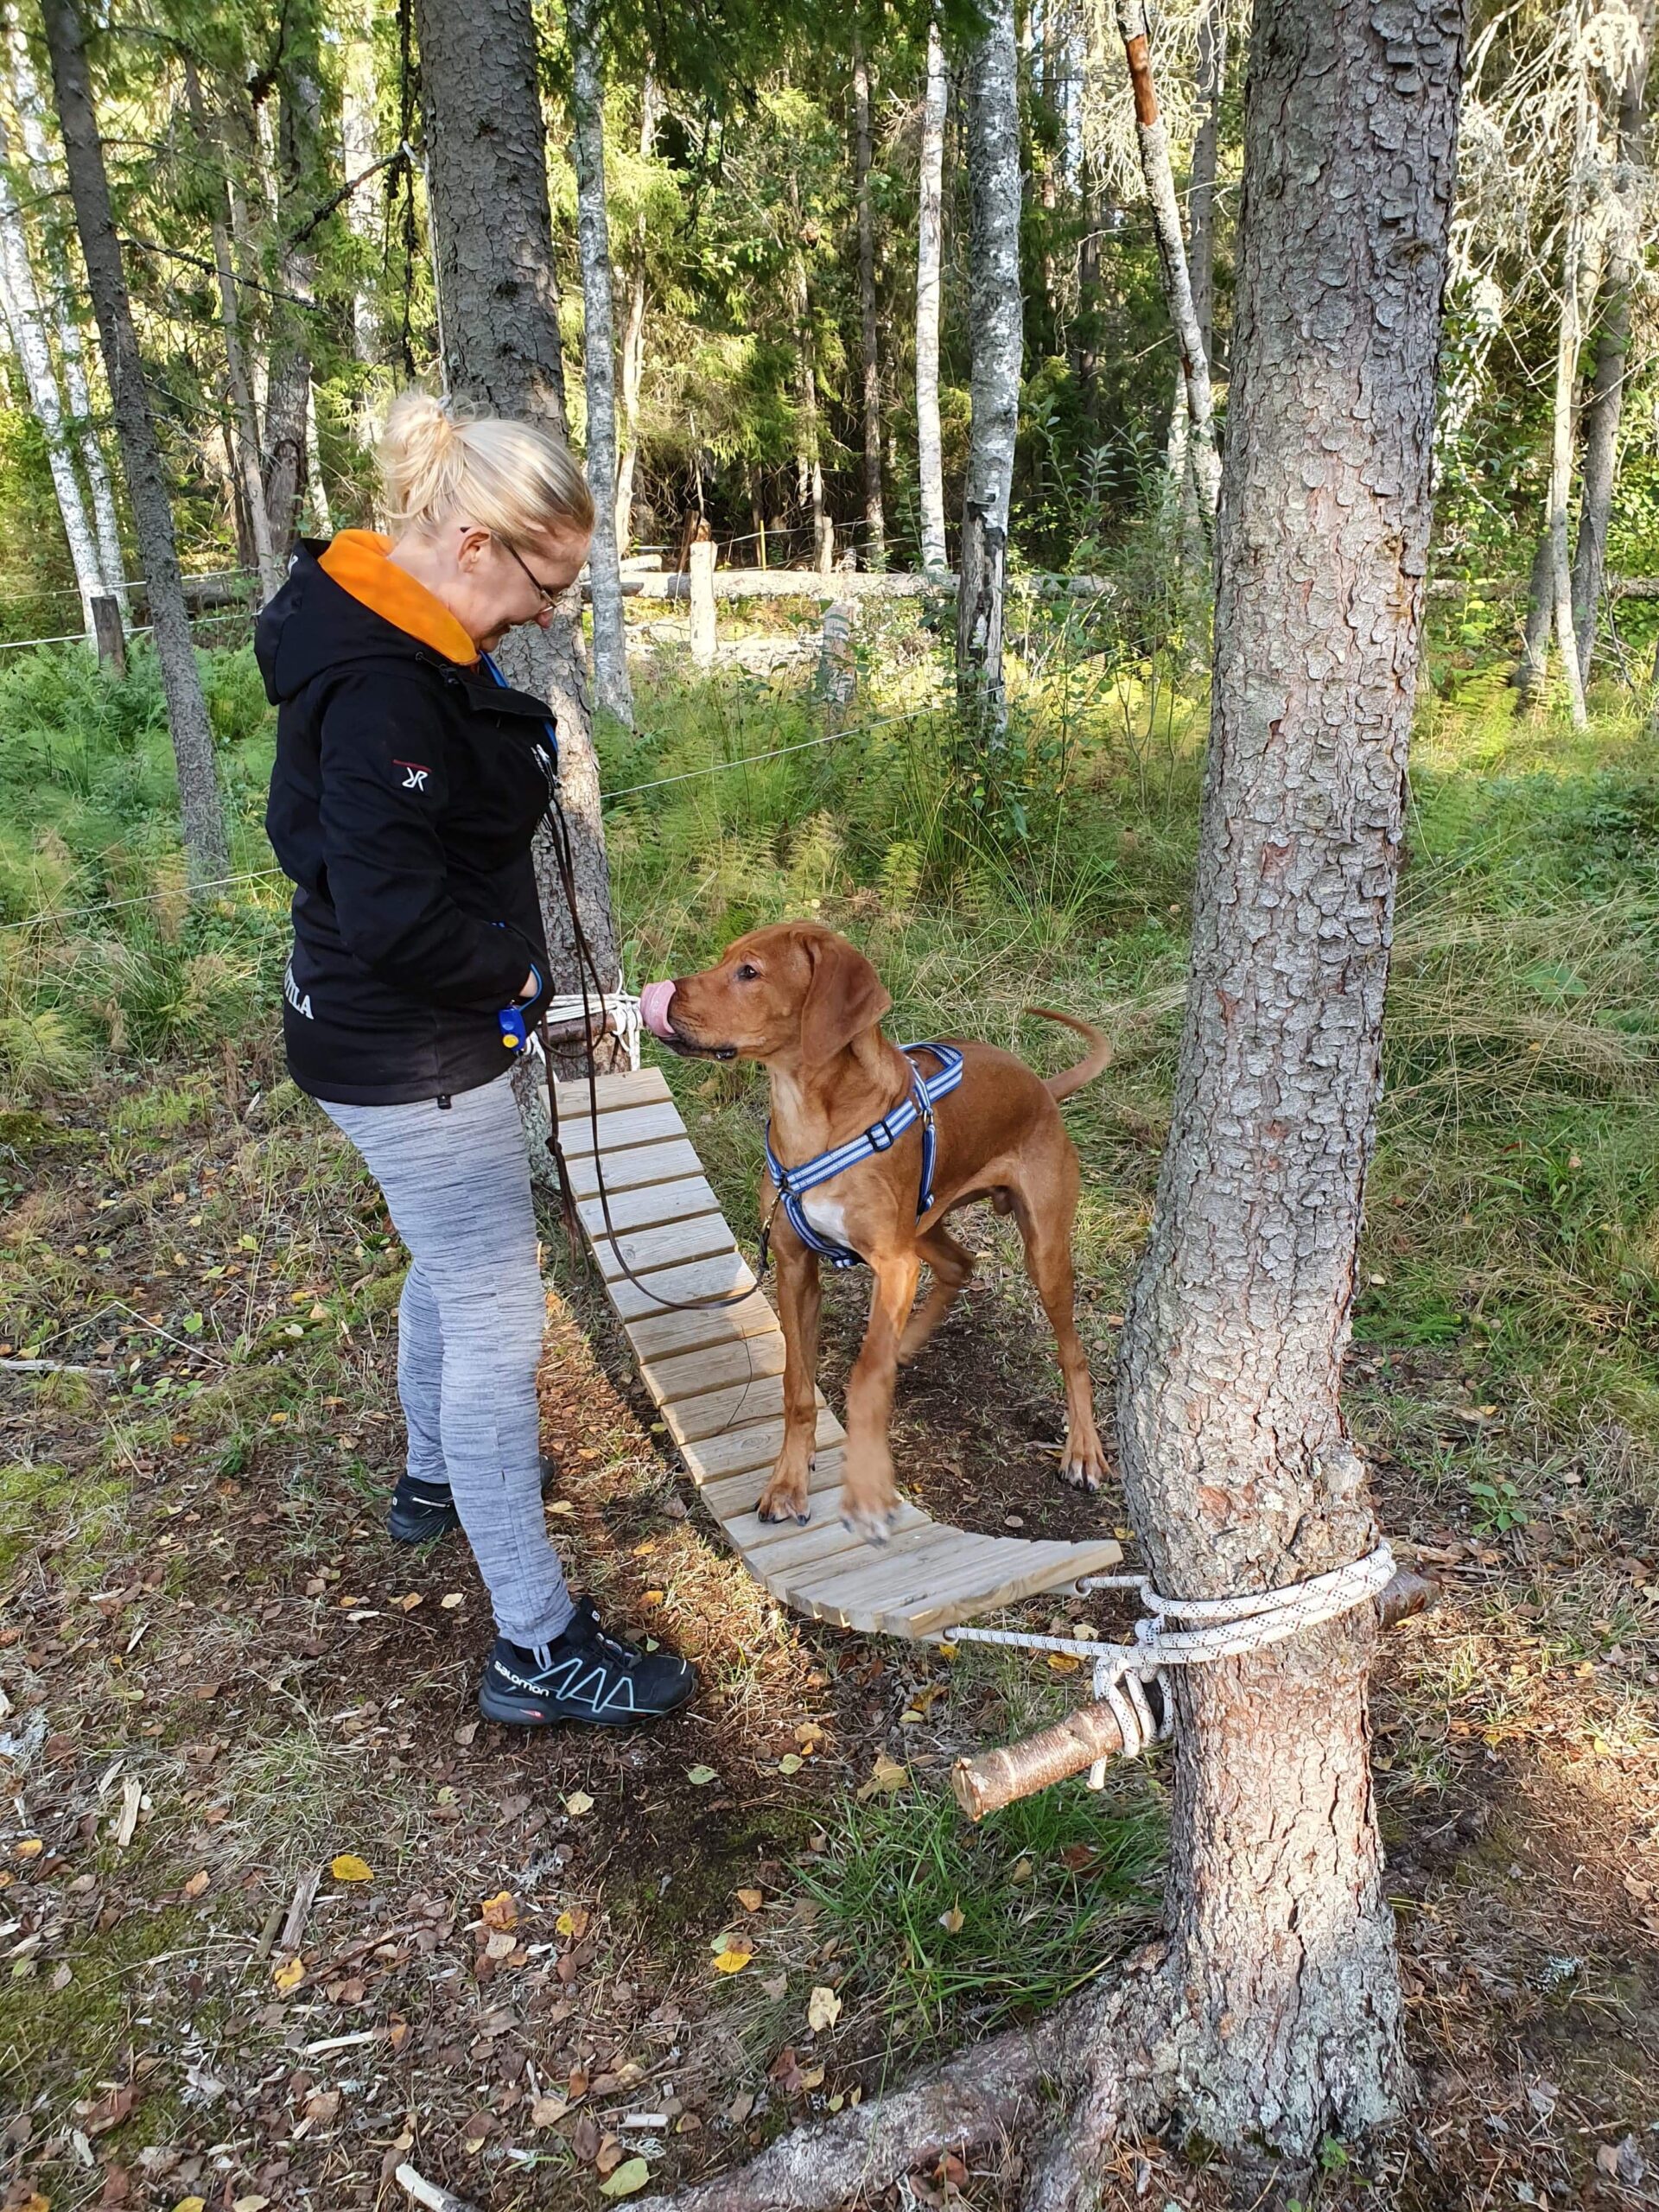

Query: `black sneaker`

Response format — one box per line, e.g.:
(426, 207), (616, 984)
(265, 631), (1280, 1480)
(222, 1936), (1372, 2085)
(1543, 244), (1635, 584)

(478, 1597), (698, 1727)
(386, 1455), (558, 1546)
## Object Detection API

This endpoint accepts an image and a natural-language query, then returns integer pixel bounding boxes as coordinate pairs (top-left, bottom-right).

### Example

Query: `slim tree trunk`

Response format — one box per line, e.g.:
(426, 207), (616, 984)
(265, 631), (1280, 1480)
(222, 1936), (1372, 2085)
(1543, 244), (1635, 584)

(340, 2), (379, 373)
(613, 72), (657, 557)
(0, 110), (105, 631)
(182, 58), (283, 602)
(264, 0), (326, 554)
(955, 0), (1021, 740)
(854, 35), (886, 568)
(1116, 0), (1221, 519)
(305, 379), (330, 536)
(916, 11), (948, 574)
(569, 0), (635, 727)
(1166, 0), (1227, 543)
(786, 172), (827, 567)
(1113, 0), (1465, 2158)
(415, 0), (620, 1046)
(1548, 36), (1590, 729)
(1516, 531), (1554, 699)
(1571, 4), (1650, 689)
(7, 24), (123, 608)
(41, 0), (228, 878)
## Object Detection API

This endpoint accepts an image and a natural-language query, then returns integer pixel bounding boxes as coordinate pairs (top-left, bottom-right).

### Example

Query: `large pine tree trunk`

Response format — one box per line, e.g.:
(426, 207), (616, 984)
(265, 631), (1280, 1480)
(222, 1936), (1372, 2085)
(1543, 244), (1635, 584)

(854, 35), (886, 568)
(6, 26), (123, 608)
(569, 0), (634, 727)
(415, 0), (620, 1046)
(182, 59), (283, 603)
(955, 0), (1020, 741)
(1571, 6), (1650, 689)
(1114, 0), (1465, 2156)
(41, 0), (227, 880)
(1116, 0), (1220, 518)
(263, 0), (326, 556)
(915, 12), (948, 574)
(613, 73), (657, 557)
(0, 108), (105, 631)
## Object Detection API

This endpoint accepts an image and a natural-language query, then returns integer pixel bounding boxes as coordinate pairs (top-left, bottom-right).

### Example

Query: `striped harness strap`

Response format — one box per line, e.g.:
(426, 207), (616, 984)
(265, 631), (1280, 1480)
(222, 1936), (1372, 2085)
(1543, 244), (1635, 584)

(763, 1043), (966, 1271)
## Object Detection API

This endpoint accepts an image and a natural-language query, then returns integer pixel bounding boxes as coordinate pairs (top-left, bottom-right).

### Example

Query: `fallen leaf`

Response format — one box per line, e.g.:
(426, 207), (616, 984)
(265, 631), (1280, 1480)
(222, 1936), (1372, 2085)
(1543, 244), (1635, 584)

(762, 1972), (787, 1999)
(856, 1752), (907, 1802)
(171, 2200), (207, 2212)
(530, 2094), (569, 2127)
(1009, 1856), (1034, 1885)
(564, 1790), (594, 1816)
(15, 1838), (43, 1859)
(572, 2113), (602, 2161)
(1046, 1652), (1081, 1675)
(807, 1985), (842, 2031)
(735, 1886), (764, 1912)
(397, 1592), (423, 1612)
(728, 2090), (755, 2123)
(686, 1765), (718, 1786)
(440, 1592), (465, 1610)
(938, 1903), (964, 1933)
(271, 1955), (305, 1991)
(330, 1853), (373, 1883)
(232, 2196), (270, 2210)
(779, 1753), (804, 1774)
(182, 1869), (210, 1898)
(556, 1906), (589, 1938)
(713, 1946), (753, 1974)
(599, 2159), (651, 2199)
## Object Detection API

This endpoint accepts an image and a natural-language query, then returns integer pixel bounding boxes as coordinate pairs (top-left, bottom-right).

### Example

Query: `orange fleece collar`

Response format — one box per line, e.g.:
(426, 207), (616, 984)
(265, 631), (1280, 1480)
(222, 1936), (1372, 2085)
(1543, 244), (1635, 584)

(319, 530), (479, 665)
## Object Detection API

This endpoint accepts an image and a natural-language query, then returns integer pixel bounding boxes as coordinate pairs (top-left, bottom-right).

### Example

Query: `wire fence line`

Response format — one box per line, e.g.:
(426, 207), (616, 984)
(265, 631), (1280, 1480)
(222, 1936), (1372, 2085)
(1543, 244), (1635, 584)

(3, 702), (947, 933)
(0, 606), (256, 653)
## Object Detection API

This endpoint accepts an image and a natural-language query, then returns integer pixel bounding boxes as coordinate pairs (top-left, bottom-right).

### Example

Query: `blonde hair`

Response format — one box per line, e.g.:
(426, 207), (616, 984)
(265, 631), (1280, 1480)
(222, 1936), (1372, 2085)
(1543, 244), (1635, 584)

(377, 390), (594, 547)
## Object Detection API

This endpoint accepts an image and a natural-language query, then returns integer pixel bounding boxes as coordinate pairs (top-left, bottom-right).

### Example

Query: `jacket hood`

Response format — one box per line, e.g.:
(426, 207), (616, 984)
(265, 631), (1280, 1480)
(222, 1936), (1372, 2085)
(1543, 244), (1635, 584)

(255, 537), (479, 706)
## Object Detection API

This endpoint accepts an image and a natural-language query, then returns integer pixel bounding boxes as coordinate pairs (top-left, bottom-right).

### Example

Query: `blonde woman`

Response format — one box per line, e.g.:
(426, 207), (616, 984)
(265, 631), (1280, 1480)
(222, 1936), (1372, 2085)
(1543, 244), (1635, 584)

(257, 392), (697, 1729)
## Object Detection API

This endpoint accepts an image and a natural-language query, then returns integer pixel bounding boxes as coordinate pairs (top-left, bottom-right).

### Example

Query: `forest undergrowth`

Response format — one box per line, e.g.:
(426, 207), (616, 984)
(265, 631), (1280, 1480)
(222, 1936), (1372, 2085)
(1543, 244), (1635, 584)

(1, 599), (1657, 2210)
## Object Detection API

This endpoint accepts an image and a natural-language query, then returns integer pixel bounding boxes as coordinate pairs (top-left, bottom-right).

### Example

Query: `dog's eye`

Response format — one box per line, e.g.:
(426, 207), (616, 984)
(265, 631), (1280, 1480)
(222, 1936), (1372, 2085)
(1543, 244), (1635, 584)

(734, 963), (760, 983)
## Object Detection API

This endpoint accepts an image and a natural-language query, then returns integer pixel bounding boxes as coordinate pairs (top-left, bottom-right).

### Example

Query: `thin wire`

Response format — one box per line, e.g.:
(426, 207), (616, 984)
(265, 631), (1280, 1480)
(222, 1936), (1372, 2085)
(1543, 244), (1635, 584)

(0, 606), (255, 652)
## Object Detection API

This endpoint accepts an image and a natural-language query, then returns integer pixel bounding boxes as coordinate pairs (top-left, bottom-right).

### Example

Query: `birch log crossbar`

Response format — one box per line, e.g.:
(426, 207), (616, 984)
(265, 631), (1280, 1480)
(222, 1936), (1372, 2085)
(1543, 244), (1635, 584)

(552, 1065), (1123, 1639)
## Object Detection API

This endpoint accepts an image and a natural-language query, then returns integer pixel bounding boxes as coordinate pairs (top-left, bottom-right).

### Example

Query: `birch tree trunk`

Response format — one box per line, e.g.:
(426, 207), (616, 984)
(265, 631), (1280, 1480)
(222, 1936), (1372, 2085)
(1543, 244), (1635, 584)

(786, 172), (827, 567)
(182, 59), (283, 602)
(7, 25), (122, 607)
(1516, 531), (1554, 700)
(263, 0), (326, 553)
(1548, 35), (1590, 728)
(0, 110), (105, 632)
(915, 11), (949, 574)
(1571, 5), (1650, 689)
(415, 0), (621, 1052)
(41, 0), (228, 880)
(569, 0), (635, 727)
(1166, 0), (1227, 520)
(1116, 0), (1221, 519)
(854, 35), (886, 568)
(955, 0), (1021, 741)
(1110, 0), (1465, 2159)
(613, 73), (658, 556)
(305, 381), (331, 536)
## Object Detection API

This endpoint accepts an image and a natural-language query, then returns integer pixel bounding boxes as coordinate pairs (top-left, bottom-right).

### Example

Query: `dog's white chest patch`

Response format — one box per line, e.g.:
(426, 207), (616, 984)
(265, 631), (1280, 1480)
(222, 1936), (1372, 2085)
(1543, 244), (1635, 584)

(801, 1190), (856, 1254)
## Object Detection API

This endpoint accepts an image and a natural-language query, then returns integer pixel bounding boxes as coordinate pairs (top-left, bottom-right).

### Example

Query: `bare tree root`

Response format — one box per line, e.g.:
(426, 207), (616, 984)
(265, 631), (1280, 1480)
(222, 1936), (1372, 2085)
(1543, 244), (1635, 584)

(632, 1960), (1183, 2212)
(631, 2005), (1078, 2212)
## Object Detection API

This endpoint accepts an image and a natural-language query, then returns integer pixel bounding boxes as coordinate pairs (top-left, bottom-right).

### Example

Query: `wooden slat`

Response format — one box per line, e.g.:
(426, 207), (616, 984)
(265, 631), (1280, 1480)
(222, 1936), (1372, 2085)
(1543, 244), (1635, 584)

(561, 1062), (1124, 1643)
(562, 1137), (704, 1199)
(552, 1066), (671, 1116)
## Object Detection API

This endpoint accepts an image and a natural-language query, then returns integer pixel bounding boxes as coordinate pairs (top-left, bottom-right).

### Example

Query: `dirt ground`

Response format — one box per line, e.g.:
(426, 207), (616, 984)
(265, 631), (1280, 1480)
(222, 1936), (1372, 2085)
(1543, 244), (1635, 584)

(1, 1077), (1656, 2212)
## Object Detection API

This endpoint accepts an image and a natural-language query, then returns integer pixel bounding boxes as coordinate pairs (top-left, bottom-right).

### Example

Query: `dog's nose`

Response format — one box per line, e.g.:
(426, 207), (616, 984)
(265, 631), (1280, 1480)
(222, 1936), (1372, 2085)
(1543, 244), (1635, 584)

(639, 979), (677, 1040)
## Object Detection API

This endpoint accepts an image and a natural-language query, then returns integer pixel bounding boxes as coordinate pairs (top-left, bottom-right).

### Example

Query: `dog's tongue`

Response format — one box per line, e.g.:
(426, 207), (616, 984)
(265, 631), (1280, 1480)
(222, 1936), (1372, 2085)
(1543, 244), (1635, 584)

(639, 979), (677, 1041)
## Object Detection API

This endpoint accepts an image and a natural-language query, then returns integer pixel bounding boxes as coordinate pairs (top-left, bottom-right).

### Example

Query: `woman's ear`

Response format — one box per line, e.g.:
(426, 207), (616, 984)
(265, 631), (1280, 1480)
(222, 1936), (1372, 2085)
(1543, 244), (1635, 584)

(798, 931), (893, 1068)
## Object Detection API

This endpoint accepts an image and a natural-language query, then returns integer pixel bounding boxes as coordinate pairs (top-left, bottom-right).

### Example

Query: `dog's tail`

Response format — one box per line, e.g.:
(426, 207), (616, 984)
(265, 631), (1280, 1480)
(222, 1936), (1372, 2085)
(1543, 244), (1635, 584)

(1025, 1007), (1113, 1103)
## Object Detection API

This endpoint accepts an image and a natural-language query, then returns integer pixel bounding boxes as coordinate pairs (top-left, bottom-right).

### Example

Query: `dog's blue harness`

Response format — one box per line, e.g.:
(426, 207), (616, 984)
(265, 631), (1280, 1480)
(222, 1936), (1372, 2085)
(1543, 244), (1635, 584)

(763, 1043), (966, 1271)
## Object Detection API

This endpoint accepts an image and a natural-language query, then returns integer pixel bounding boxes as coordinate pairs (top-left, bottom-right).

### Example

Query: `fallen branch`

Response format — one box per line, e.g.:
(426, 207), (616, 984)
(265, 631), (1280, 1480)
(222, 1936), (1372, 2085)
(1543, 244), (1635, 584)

(395, 2165), (480, 2212)
(278, 1865), (321, 1954)
(0, 1356), (114, 1378)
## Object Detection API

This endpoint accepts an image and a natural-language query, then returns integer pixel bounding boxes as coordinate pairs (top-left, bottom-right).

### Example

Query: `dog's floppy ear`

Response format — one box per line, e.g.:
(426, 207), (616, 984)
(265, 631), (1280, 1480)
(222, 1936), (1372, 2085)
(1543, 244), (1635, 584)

(798, 931), (893, 1068)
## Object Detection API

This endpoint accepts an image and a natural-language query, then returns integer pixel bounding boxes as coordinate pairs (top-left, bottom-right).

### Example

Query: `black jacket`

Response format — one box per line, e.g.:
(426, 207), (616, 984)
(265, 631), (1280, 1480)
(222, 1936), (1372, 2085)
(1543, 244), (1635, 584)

(259, 541), (558, 1105)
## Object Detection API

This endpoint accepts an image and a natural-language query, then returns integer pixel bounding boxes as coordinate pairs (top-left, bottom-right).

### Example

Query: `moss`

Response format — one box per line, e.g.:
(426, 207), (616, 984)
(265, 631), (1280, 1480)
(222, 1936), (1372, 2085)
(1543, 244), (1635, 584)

(0, 1456), (128, 1583)
(1, 1904), (191, 2141)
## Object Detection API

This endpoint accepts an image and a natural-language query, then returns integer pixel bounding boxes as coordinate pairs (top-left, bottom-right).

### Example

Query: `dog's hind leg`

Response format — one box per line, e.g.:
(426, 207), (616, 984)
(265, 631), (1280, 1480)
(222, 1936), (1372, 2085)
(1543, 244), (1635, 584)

(1010, 1171), (1109, 1494)
(898, 1222), (976, 1363)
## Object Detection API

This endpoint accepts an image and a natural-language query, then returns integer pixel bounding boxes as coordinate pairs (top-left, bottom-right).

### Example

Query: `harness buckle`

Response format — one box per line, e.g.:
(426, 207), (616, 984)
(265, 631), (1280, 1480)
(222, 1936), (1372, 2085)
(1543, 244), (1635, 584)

(868, 1118), (897, 1152)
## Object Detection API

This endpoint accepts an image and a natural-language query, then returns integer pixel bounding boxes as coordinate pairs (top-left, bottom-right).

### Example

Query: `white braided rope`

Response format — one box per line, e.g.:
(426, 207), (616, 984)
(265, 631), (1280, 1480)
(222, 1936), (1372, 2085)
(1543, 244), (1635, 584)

(943, 1541), (1395, 1779)
(537, 982), (644, 1071)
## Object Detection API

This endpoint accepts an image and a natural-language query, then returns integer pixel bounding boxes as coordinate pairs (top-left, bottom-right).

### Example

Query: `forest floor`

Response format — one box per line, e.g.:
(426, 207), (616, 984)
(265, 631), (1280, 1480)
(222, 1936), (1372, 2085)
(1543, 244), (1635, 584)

(2, 635), (1658, 2212)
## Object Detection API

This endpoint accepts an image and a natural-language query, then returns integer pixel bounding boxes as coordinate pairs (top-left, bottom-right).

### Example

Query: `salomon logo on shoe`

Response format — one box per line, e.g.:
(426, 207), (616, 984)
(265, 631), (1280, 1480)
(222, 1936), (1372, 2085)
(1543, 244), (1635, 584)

(477, 1600), (696, 1730)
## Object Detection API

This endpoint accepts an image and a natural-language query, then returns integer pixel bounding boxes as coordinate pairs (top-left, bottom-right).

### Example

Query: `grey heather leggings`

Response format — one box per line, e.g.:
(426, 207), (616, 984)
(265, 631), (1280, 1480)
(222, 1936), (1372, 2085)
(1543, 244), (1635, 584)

(319, 1071), (574, 1649)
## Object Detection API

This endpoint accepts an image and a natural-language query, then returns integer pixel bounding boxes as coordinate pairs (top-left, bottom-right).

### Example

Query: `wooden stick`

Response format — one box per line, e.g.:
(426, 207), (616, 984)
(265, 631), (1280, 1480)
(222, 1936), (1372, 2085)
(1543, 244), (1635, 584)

(0, 1357), (115, 1378)
(278, 1865), (321, 1954)
(950, 1567), (1437, 1821)
(395, 2166), (481, 2212)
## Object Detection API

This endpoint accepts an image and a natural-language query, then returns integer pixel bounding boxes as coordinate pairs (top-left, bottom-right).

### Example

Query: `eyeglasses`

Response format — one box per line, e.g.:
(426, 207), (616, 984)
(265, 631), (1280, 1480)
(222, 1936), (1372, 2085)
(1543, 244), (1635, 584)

(495, 534), (560, 613)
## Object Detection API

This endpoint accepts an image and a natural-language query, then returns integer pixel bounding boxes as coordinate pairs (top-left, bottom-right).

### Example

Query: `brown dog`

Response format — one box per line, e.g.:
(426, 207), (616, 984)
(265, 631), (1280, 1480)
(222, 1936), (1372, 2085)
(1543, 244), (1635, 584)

(650, 924), (1112, 1543)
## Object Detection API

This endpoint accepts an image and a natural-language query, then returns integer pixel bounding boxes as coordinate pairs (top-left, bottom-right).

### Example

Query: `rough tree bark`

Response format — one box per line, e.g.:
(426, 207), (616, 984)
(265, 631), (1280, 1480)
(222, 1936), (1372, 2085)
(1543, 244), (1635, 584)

(854, 34), (886, 568)
(41, 0), (228, 880)
(0, 107), (105, 631)
(613, 72), (658, 556)
(181, 57), (283, 604)
(955, 0), (1021, 741)
(1106, 0), (1465, 2163)
(1516, 530), (1554, 699)
(415, 0), (621, 1051)
(1116, 0), (1221, 519)
(263, 0), (327, 553)
(915, 10), (948, 573)
(6, 25), (123, 607)
(625, 6), (1465, 2209)
(1570, 2), (1651, 688)
(1548, 25), (1591, 728)
(569, 0), (635, 727)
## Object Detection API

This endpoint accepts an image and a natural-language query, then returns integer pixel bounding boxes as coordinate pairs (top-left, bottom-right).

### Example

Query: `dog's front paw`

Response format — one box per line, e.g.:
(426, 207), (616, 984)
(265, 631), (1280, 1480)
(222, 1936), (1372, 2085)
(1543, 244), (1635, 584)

(1058, 1427), (1109, 1493)
(837, 1482), (899, 1547)
(757, 1461), (813, 1525)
